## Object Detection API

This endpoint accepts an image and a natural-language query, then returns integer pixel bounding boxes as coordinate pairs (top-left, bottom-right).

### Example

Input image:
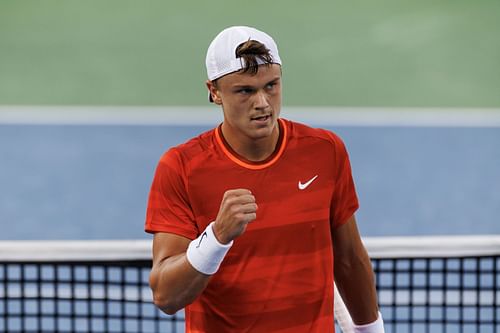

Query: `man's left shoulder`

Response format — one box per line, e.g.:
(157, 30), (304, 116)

(283, 118), (345, 146)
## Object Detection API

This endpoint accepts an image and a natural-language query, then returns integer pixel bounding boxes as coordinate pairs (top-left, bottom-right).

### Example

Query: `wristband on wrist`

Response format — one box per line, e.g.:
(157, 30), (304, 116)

(186, 222), (233, 275)
(353, 311), (385, 333)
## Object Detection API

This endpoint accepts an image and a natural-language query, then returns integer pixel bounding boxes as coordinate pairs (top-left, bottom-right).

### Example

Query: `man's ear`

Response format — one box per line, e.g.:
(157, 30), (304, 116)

(206, 80), (222, 105)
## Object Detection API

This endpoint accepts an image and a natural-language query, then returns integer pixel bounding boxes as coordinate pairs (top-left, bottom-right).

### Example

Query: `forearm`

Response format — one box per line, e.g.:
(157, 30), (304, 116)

(334, 244), (379, 325)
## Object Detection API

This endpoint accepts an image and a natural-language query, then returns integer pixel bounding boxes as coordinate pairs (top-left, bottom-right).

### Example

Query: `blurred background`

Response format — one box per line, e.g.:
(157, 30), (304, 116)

(1, 0), (500, 106)
(1, 0), (499, 240)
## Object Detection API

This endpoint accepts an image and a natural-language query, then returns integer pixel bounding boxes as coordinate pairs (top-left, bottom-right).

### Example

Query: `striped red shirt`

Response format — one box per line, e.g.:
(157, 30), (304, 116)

(145, 118), (359, 332)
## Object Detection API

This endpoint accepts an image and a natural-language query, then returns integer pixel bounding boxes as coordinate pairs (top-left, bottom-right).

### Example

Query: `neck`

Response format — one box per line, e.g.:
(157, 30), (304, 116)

(220, 123), (280, 162)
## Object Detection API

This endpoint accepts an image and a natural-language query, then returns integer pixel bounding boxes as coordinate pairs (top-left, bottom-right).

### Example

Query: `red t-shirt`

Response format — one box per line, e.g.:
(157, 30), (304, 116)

(145, 118), (359, 333)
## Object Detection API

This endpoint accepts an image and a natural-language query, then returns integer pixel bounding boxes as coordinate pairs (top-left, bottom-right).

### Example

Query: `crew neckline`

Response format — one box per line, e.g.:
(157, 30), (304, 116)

(215, 118), (287, 170)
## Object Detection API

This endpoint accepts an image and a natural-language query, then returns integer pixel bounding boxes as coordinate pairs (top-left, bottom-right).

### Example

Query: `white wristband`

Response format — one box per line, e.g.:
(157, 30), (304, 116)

(353, 312), (385, 333)
(186, 222), (233, 275)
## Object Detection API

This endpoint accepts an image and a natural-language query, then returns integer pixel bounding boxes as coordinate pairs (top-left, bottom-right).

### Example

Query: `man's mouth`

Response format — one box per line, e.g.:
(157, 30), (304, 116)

(251, 114), (271, 122)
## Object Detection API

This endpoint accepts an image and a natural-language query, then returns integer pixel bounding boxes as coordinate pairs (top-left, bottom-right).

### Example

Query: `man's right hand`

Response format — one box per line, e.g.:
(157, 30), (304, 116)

(212, 189), (257, 244)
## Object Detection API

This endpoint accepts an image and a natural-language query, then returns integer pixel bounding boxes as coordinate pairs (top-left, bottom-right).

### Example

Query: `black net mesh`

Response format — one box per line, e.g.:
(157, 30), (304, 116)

(1, 255), (499, 333)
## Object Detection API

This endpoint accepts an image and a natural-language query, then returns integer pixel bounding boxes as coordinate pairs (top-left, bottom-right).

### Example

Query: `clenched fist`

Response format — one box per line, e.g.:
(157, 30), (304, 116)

(212, 189), (257, 244)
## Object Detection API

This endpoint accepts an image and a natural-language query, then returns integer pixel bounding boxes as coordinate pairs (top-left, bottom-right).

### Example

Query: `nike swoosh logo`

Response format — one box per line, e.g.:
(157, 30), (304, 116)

(196, 231), (208, 248)
(298, 175), (318, 190)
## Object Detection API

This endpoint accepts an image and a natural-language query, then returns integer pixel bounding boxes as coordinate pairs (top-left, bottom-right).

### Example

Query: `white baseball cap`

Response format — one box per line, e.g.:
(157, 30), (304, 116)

(205, 26), (282, 81)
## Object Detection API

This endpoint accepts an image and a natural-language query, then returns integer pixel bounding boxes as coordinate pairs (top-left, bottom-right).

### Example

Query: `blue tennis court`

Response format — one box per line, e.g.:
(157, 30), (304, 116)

(1, 108), (499, 240)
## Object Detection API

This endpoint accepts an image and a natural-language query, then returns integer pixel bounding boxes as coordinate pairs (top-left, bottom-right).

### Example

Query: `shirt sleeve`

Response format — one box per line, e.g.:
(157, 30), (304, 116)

(144, 148), (199, 240)
(327, 132), (359, 228)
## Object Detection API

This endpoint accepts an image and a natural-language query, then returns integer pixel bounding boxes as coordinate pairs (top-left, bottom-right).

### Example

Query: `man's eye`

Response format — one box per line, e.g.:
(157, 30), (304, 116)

(266, 82), (277, 90)
(238, 88), (253, 94)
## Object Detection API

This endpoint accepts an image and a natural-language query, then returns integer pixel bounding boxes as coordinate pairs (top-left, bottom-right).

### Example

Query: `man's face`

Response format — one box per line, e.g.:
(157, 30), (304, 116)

(208, 64), (282, 144)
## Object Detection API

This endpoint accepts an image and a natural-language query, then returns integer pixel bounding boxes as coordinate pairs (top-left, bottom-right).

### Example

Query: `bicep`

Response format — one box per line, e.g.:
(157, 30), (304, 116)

(149, 232), (211, 314)
(332, 214), (372, 278)
(151, 232), (191, 267)
(332, 215), (364, 259)
(150, 232), (195, 291)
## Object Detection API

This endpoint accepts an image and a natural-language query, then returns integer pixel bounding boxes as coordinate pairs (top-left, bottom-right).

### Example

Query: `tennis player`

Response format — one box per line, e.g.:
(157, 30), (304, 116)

(146, 26), (384, 333)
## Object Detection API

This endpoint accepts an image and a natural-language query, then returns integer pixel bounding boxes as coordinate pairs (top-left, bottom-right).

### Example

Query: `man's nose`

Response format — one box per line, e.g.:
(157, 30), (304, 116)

(254, 90), (270, 110)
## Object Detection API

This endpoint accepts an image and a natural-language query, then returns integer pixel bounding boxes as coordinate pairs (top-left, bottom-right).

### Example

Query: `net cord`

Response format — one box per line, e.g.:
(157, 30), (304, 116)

(0, 236), (499, 262)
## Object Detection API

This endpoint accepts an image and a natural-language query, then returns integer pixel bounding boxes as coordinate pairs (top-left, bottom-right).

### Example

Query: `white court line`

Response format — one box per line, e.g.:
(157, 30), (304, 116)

(1, 105), (500, 127)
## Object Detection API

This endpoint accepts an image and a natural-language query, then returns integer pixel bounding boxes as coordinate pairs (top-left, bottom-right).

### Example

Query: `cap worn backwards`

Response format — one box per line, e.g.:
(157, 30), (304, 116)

(205, 26), (282, 82)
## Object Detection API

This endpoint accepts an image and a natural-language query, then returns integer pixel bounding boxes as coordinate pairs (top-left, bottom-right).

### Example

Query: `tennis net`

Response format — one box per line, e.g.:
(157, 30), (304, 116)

(1, 236), (499, 333)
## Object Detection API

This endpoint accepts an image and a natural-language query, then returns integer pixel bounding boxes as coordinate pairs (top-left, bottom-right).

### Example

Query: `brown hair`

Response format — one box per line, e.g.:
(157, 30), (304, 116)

(235, 39), (274, 75)
(210, 39), (275, 95)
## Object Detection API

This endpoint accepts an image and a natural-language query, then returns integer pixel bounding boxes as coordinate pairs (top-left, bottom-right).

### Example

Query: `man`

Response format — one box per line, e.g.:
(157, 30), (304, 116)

(146, 26), (384, 332)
